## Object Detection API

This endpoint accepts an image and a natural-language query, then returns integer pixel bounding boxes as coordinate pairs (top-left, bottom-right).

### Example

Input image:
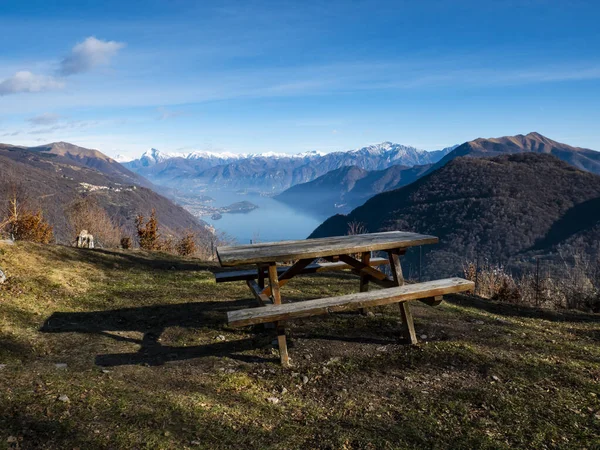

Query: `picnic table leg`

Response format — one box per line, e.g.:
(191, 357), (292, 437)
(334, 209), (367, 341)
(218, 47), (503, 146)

(257, 264), (266, 289)
(359, 251), (370, 315)
(268, 263), (290, 366)
(388, 250), (418, 344)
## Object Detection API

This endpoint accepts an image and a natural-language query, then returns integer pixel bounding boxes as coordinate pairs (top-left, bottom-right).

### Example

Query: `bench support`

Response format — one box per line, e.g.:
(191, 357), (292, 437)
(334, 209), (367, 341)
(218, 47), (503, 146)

(388, 249), (418, 344)
(268, 263), (289, 367)
(359, 251), (370, 315)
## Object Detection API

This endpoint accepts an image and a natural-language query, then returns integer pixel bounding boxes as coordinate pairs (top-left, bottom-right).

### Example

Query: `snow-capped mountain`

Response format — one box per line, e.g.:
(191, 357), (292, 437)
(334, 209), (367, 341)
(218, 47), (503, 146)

(122, 142), (456, 192)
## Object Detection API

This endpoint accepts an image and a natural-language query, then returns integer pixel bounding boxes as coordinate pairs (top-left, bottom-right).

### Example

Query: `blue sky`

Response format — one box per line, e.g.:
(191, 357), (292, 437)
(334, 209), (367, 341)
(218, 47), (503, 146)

(1, 0), (599, 158)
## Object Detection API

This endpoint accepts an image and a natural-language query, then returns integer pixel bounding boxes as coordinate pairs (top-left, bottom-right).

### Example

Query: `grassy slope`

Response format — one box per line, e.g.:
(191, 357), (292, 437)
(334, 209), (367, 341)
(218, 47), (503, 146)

(1, 242), (599, 449)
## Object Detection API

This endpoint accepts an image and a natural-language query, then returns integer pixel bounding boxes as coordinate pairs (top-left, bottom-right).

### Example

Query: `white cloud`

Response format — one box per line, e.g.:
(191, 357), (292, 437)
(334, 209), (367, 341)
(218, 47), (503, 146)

(0, 71), (65, 96)
(27, 112), (62, 125)
(59, 36), (125, 75)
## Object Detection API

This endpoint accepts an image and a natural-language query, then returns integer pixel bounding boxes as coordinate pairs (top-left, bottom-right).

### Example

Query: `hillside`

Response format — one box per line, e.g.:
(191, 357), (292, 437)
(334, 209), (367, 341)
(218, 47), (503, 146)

(310, 153), (600, 277)
(1, 241), (599, 448)
(276, 163), (431, 215)
(124, 142), (455, 192)
(0, 143), (211, 243)
(432, 132), (600, 175)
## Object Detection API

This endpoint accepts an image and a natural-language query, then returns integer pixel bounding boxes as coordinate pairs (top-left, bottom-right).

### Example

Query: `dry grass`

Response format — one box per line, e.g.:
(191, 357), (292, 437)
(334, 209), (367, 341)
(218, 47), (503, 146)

(1, 242), (599, 449)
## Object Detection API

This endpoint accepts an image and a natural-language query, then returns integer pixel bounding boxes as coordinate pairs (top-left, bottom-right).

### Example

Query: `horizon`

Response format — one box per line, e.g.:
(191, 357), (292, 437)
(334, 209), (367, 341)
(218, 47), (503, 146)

(2, 1), (600, 158)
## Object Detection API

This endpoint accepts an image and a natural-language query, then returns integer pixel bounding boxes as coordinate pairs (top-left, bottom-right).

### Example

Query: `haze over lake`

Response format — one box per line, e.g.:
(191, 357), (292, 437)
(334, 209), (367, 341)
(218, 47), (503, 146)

(201, 190), (326, 244)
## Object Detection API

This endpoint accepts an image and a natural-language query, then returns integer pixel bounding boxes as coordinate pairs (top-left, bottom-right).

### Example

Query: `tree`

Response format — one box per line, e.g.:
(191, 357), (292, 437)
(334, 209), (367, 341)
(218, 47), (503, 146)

(65, 196), (121, 248)
(135, 209), (160, 250)
(0, 181), (53, 244)
(176, 231), (197, 256)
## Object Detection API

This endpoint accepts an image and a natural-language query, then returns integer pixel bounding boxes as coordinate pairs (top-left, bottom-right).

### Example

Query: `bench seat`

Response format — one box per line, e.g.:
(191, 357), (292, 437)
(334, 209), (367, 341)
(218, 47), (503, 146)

(215, 257), (390, 283)
(228, 277), (474, 327)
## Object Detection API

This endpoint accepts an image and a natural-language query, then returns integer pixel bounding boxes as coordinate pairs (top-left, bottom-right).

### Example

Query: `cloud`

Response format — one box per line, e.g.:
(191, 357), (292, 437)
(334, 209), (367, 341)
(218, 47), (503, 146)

(59, 36), (125, 75)
(156, 106), (186, 120)
(0, 71), (65, 96)
(27, 112), (62, 126)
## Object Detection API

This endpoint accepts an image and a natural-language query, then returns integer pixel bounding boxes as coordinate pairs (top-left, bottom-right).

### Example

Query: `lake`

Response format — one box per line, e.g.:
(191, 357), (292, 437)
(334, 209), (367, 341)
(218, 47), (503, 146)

(201, 190), (328, 244)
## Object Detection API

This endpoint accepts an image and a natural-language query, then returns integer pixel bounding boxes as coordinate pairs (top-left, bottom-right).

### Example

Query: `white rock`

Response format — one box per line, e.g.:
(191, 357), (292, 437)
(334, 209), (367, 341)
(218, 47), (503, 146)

(57, 394), (70, 402)
(302, 375), (309, 384)
(0, 268), (6, 284)
(420, 334), (428, 340)
(266, 397), (280, 404)
(215, 335), (226, 341)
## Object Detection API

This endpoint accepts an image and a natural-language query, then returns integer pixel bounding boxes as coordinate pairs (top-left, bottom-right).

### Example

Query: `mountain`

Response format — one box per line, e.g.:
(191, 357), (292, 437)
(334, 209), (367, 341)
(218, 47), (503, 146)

(276, 163), (432, 215)
(123, 142), (456, 192)
(431, 132), (600, 175)
(0, 142), (212, 243)
(25, 141), (153, 188)
(310, 153), (600, 278)
(279, 133), (600, 217)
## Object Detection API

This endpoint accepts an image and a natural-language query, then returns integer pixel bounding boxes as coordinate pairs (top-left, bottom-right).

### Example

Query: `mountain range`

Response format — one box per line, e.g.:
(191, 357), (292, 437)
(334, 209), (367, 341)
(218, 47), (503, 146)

(279, 132), (600, 216)
(0, 142), (212, 243)
(310, 152), (600, 278)
(123, 142), (457, 192)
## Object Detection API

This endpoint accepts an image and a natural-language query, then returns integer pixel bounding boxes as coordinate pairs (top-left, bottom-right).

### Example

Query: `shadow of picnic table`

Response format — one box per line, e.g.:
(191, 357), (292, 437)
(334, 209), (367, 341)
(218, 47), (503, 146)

(40, 299), (277, 366)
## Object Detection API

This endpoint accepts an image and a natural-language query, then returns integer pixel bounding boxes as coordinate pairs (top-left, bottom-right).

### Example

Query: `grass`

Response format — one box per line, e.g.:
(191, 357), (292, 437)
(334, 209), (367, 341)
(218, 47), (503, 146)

(1, 242), (599, 449)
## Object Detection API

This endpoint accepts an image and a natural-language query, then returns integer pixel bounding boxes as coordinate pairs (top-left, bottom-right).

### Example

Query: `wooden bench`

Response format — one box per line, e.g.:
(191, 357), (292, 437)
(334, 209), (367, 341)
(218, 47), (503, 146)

(228, 277), (474, 334)
(215, 257), (390, 283)
(217, 231), (451, 365)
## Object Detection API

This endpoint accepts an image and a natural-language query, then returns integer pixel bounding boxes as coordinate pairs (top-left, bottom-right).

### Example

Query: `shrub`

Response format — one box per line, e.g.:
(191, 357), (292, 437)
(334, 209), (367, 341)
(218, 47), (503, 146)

(10, 210), (54, 244)
(135, 209), (160, 251)
(176, 231), (197, 256)
(65, 196), (121, 248)
(120, 237), (132, 249)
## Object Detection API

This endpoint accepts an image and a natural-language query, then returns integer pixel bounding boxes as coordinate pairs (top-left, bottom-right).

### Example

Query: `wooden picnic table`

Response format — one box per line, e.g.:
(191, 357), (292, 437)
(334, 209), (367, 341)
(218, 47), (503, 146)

(216, 231), (473, 366)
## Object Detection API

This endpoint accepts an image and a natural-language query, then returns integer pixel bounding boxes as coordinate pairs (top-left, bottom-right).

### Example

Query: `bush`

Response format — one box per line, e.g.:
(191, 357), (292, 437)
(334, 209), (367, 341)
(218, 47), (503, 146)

(10, 210), (54, 244)
(65, 197), (121, 248)
(135, 209), (160, 251)
(176, 231), (197, 256)
(120, 237), (132, 249)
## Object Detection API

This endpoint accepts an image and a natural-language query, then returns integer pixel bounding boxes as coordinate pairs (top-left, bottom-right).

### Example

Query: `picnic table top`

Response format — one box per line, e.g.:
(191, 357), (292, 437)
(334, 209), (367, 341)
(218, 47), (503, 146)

(217, 231), (438, 267)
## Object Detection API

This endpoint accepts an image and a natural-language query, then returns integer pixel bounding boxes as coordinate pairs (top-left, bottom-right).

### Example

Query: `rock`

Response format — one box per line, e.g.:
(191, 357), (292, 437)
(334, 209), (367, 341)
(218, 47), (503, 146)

(101, 369), (110, 374)
(215, 335), (226, 341)
(57, 394), (70, 402)
(491, 375), (500, 382)
(266, 397), (280, 404)
(74, 230), (94, 249)
(281, 387), (288, 395)
(420, 334), (428, 340)
(366, 311), (375, 317)
(55, 363), (68, 369)
(302, 375), (309, 384)
(0, 268), (6, 284)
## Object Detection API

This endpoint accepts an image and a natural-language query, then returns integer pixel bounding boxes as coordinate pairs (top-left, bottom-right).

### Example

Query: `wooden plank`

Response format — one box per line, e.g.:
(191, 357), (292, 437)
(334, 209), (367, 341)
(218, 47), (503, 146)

(227, 278), (474, 327)
(214, 257), (390, 283)
(217, 231), (438, 266)
(388, 249), (417, 343)
(388, 251), (405, 286)
(359, 252), (370, 315)
(338, 254), (388, 281)
(262, 258), (315, 297)
(246, 279), (272, 306)
(268, 264), (289, 367)
(399, 302), (417, 344)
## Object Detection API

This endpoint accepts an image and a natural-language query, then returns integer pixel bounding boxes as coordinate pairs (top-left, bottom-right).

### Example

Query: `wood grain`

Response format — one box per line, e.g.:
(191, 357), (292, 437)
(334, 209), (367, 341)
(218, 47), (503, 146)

(227, 278), (474, 327)
(214, 257), (390, 283)
(217, 231), (438, 266)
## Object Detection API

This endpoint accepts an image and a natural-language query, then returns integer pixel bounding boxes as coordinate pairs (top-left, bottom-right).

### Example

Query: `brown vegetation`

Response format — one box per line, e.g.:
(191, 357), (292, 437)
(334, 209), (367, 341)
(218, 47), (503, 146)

(65, 196), (122, 248)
